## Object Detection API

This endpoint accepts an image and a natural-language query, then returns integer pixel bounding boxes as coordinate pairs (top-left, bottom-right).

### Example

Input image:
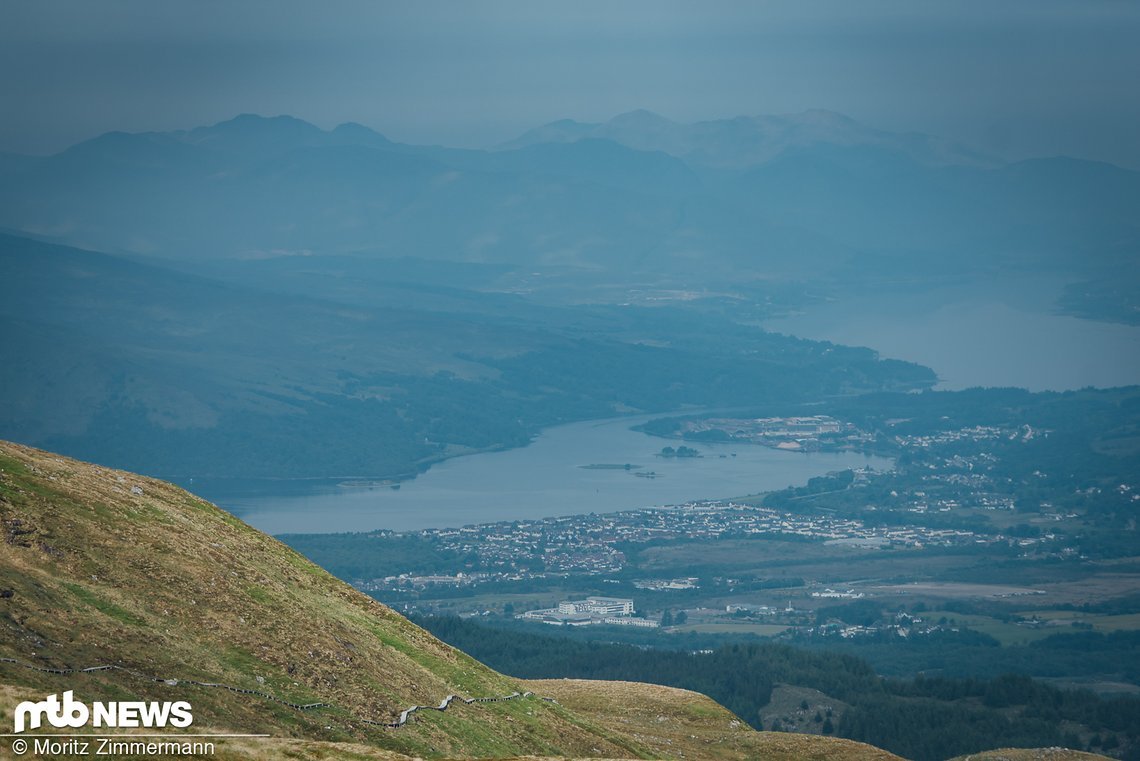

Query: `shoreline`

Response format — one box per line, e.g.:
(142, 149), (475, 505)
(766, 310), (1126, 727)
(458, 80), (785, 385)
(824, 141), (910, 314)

(172, 406), (761, 488)
(186, 413), (891, 535)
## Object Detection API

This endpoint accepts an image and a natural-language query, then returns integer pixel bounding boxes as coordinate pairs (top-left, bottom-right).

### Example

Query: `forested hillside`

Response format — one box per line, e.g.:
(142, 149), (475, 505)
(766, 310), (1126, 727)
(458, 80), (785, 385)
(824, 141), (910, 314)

(419, 615), (1140, 761)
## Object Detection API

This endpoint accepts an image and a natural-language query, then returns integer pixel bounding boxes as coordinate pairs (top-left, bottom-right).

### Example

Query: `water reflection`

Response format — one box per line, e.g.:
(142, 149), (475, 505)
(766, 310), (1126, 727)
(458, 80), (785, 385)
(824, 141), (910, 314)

(190, 413), (889, 535)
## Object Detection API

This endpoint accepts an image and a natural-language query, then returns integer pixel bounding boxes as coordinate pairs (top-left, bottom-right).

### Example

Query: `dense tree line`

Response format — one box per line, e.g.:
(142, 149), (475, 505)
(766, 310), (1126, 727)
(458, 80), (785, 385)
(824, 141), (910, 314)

(418, 614), (877, 733)
(839, 693), (1066, 761)
(799, 625), (1140, 686)
(417, 614), (1140, 761)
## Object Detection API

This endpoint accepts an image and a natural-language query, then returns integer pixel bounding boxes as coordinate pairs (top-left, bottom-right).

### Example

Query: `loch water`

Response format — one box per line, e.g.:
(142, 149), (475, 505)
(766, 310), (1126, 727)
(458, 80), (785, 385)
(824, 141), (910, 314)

(192, 413), (889, 535)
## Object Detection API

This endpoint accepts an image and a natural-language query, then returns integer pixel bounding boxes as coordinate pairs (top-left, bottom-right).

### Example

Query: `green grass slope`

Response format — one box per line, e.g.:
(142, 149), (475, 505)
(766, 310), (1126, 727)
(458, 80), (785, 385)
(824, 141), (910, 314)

(946, 750), (1111, 761)
(0, 441), (643, 759)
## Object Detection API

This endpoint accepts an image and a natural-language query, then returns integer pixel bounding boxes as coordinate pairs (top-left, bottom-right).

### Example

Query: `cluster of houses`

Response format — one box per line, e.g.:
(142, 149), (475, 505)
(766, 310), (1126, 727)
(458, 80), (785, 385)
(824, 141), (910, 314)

(355, 500), (1014, 597)
(810, 588), (865, 599)
(675, 415), (856, 451)
(633, 577), (699, 590)
(893, 424), (1035, 449)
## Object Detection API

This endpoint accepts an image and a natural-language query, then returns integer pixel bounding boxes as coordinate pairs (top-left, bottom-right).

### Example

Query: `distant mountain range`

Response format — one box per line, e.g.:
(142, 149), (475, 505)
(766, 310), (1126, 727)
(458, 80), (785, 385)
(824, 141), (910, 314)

(1, 111), (1136, 282)
(498, 108), (1000, 169)
(1, 109), (1135, 478)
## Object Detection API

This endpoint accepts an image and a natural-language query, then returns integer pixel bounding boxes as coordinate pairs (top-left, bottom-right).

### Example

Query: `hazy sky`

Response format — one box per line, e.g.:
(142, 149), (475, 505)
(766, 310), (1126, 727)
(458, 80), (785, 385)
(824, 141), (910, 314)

(3, 0), (1139, 167)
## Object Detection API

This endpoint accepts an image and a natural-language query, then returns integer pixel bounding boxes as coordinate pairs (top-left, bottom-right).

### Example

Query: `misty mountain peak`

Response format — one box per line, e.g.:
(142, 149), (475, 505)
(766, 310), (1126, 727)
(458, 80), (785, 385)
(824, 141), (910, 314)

(790, 108), (860, 127)
(185, 113), (325, 154)
(495, 118), (599, 150)
(193, 112), (320, 135)
(606, 109), (677, 129)
(547, 118), (593, 128)
(331, 121), (393, 146)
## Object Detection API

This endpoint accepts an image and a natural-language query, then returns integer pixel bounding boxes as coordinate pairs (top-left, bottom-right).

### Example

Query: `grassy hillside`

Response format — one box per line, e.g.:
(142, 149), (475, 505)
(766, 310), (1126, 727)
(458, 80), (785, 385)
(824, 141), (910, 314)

(0, 440), (908, 759)
(530, 679), (901, 761)
(946, 751), (1110, 761)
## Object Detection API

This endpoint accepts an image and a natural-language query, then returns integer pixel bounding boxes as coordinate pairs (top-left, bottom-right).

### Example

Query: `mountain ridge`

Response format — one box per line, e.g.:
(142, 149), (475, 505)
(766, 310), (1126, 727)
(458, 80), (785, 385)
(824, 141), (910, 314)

(0, 232), (936, 481)
(497, 108), (1001, 169)
(1, 111), (1133, 282)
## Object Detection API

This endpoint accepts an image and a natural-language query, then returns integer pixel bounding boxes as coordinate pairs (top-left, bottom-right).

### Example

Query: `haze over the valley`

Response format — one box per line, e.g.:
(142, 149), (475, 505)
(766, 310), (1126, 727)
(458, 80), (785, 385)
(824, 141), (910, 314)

(2, 5), (1140, 761)
(3, 0), (1140, 169)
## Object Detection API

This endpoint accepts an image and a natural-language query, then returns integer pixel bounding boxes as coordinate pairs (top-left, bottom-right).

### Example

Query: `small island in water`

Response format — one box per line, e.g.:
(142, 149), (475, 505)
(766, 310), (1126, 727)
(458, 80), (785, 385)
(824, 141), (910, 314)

(657, 445), (701, 458)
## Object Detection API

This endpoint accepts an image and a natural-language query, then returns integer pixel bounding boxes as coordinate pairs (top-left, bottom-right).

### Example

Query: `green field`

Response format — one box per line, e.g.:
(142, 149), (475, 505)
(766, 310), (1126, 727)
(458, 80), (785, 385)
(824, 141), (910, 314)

(1021, 610), (1140, 632)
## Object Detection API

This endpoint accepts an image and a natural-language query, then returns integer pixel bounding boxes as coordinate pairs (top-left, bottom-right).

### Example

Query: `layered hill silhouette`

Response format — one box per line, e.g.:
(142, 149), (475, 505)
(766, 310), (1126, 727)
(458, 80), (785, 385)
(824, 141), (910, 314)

(0, 232), (934, 481)
(498, 109), (999, 169)
(1, 112), (1136, 281)
(0, 440), (914, 759)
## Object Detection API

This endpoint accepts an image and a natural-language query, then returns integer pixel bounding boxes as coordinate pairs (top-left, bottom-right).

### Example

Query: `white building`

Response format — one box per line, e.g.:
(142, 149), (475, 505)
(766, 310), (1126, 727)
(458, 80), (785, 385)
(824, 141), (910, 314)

(583, 596), (634, 616)
(603, 616), (659, 628)
(556, 596), (634, 617)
